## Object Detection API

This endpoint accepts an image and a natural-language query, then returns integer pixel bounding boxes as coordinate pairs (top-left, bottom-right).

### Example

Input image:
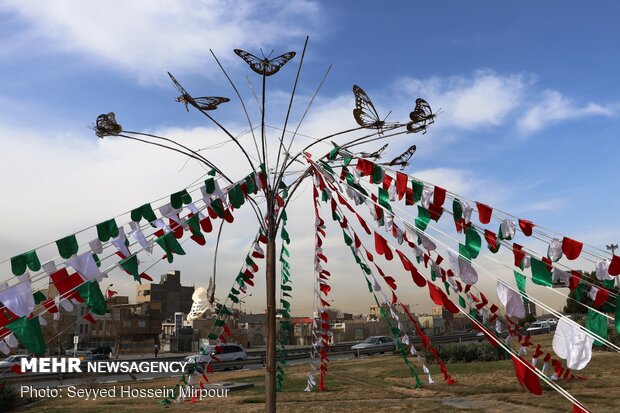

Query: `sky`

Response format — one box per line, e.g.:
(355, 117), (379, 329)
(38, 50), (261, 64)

(0, 1), (619, 317)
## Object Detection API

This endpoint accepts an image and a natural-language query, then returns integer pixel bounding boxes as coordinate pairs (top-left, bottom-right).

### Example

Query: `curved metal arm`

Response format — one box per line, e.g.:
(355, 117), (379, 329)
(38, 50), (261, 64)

(117, 133), (266, 230)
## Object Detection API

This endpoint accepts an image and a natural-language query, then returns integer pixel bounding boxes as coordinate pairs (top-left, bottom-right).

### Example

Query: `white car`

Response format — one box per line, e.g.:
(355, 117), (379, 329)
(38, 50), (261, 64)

(351, 336), (396, 356)
(185, 344), (247, 372)
(0, 354), (32, 369)
(526, 321), (552, 335)
(65, 348), (92, 357)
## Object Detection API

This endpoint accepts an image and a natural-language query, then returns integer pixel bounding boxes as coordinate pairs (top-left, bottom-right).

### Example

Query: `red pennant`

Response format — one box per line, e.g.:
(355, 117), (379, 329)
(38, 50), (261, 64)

(319, 283), (331, 296)
(512, 356), (543, 395)
(139, 273), (153, 282)
(433, 186), (446, 208)
(396, 172), (408, 200)
(384, 276), (397, 290)
(51, 268), (84, 296)
(562, 237), (583, 260)
(609, 255), (620, 276)
(11, 364), (23, 374)
(476, 202), (493, 224)
(200, 217), (213, 233)
(475, 292), (489, 311)
(396, 250), (426, 287)
(207, 207), (218, 219)
(568, 271), (581, 290)
(83, 313), (96, 324)
(190, 234), (206, 246)
(593, 287), (609, 307)
(518, 219), (535, 236)
(354, 233), (361, 249)
(391, 291), (398, 305)
(382, 174), (393, 191)
(42, 299), (59, 314)
(532, 344), (543, 359)
(513, 244), (525, 267)
(405, 187), (414, 205)
(106, 289), (118, 298)
(573, 403), (590, 413)
(427, 282), (459, 314)
(428, 202), (444, 222)
(356, 213), (371, 235)
(356, 159), (374, 176)
(365, 249), (374, 262)
(484, 229), (498, 251)
(320, 298), (331, 307)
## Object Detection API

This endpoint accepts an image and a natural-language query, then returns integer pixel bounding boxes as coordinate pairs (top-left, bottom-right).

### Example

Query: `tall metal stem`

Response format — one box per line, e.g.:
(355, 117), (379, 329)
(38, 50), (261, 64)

(265, 232), (277, 412)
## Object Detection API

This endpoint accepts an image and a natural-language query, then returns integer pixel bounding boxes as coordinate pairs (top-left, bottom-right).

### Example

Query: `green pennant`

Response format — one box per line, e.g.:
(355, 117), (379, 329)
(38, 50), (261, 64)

(458, 243), (473, 261)
(214, 319), (225, 327)
(130, 203), (157, 223)
(93, 253), (101, 268)
(415, 206), (431, 231)
(585, 309), (608, 346)
(11, 250), (41, 276)
(96, 219), (119, 242)
(75, 281), (107, 315)
(458, 295), (467, 308)
(228, 294), (240, 303)
(119, 254), (141, 283)
(371, 164), (384, 184)
(245, 175), (257, 194)
(220, 305), (232, 315)
(186, 214), (205, 242)
(33, 291), (46, 305)
(229, 184), (245, 209)
(328, 145), (340, 160)
(530, 257), (552, 287)
(155, 232), (186, 263)
(170, 189), (192, 209)
(210, 198), (225, 218)
(453, 198), (463, 223)
(207, 333), (218, 340)
(280, 209), (288, 222)
(7, 316), (46, 356)
(281, 227), (290, 244)
(514, 271), (529, 305)
(412, 180), (424, 203)
(378, 188), (392, 212)
(464, 227), (482, 260)
(342, 230), (353, 246)
(56, 234), (79, 259)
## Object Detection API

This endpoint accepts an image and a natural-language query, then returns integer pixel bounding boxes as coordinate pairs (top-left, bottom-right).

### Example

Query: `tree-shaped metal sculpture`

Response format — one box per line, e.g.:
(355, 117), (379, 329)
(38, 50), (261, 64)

(1, 36), (616, 413)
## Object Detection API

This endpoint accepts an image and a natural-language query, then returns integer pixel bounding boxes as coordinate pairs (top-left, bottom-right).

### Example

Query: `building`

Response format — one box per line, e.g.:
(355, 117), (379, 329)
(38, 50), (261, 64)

(136, 270), (194, 320)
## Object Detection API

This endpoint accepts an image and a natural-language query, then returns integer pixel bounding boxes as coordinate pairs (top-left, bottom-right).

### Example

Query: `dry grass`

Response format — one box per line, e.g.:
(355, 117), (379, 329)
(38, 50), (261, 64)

(15, 334), (620, 413)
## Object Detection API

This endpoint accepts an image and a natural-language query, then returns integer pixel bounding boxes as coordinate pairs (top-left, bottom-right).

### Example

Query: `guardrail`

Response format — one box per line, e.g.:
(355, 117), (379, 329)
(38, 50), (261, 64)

(2, 332), (482, 383)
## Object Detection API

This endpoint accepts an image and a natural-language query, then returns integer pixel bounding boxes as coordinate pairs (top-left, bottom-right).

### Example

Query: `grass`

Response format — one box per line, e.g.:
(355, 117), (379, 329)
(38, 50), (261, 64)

(14, 333), (620, 412)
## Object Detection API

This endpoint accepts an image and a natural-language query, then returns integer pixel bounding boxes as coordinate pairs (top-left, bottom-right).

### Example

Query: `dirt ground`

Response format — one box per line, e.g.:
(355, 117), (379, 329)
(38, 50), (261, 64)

(14, 334), (620, 413)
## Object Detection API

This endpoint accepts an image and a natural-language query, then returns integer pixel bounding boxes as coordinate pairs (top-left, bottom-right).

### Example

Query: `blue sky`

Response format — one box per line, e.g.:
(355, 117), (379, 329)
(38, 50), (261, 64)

(0, 1), (618, 315)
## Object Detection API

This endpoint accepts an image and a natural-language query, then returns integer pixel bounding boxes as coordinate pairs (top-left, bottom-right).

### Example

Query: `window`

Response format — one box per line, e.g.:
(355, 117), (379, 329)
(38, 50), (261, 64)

(138, 320), (146, 328)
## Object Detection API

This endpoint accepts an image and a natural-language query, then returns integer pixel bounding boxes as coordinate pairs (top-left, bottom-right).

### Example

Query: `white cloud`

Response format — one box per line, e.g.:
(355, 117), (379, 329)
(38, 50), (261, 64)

(517, 90), (614, 134)
(396, 71), (616, 136)
(1, 0), (321, 82)
(398, 70), (528, 130)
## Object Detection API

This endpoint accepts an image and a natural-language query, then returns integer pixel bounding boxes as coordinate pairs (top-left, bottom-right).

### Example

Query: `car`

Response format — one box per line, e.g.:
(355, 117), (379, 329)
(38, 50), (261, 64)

(526, 321), (552, 335)
(0, 354), (32, 369)
(351, 336), (396, 356)
(86, 354), (111, 361)
(65, 348), (92, 357)
(184, 344), (248, 372)
(89, 346), (112, 356)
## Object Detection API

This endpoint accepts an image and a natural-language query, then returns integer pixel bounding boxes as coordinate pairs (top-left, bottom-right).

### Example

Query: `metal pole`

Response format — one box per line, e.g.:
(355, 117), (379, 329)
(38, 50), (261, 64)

(265, 237), (277, 412)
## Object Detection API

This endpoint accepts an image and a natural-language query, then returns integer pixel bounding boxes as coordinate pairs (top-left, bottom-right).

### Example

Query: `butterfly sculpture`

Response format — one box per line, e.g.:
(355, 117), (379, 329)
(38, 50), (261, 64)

(234, 49), (296, 76)
(388, 144), (417, 170)
(359, 143), (389, 160)
(94, 112), (122, 138)
(167, 72), (229, 112)
(407, 98), (436, 133)
(352, 85), (393, 133)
